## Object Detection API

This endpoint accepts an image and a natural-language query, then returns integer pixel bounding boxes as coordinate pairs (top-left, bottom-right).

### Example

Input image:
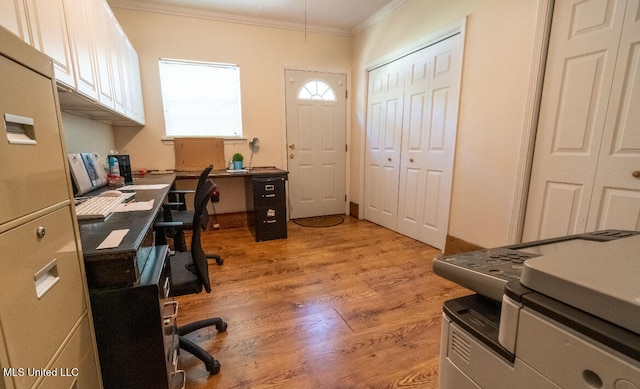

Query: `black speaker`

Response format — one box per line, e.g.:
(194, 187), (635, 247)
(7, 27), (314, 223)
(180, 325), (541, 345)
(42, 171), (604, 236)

(109, 154), (133, 184)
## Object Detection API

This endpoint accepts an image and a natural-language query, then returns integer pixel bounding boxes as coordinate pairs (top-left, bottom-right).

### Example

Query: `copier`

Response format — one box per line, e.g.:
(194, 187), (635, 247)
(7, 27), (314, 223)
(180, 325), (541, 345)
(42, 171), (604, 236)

(432, 230), (640, 388)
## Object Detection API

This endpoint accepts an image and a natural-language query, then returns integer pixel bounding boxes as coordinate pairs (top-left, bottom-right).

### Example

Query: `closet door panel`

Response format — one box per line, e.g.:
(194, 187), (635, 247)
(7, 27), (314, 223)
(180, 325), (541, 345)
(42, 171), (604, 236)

(586, 0), (640, 231)
(364, 63), (404, 230)
(523, 0), (627, 240)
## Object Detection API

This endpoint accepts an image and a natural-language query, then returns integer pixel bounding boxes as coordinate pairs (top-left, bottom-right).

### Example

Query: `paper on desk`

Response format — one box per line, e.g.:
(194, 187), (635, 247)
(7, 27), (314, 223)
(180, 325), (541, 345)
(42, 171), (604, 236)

(96, 229), (129, 250)
(119, 184), (170, 190)
(115, 199), (155, 212)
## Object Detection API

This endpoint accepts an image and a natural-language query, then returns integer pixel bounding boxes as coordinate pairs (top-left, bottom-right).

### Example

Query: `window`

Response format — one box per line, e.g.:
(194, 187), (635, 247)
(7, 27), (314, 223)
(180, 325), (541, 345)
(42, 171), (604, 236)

(298, 80), (336, 101)
(159, 59), (243, 138)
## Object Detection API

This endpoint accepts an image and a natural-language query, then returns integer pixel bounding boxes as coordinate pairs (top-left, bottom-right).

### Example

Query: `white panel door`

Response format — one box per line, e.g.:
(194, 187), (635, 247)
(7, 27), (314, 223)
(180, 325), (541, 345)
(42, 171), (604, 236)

(397, 35), (462, 249)
(523, 0), (627, 240)
(364, 61), (405, 230)
(285, 69), (347, 219)
(587, 0), (640, 231)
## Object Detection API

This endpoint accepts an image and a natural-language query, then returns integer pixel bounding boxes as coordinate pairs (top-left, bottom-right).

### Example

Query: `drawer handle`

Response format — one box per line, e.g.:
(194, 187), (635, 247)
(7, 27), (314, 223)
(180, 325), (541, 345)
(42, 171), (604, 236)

(163, 301), (179, 325)
(4, 113), (36, 145)
(265, 220), (277, 224)
(265, 184), (275, 191)
(34, 258), (60, 299)
(263, 194), (276, 198)
(172, 369), (186, 389)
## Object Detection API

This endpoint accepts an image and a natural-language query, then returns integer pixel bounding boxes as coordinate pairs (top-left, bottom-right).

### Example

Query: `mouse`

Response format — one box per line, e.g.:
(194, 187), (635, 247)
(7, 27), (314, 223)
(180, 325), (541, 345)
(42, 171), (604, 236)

(100, 190), (123, 197)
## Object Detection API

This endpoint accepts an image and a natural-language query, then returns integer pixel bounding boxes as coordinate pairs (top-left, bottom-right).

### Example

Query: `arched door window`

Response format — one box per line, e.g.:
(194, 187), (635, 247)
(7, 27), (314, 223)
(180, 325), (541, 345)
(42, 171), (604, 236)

(298, 80), (336, 101)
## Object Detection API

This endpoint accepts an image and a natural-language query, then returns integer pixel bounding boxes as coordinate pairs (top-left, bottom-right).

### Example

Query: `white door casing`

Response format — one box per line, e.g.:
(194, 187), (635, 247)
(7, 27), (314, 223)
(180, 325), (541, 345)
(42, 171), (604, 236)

(524, 0), (640, 240)
(285, 69), (347, 219)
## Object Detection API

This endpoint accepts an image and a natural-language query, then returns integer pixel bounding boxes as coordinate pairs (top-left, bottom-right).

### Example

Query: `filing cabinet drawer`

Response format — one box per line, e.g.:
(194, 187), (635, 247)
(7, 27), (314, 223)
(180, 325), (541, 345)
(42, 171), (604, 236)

(253, 177), (286, 206)
(254, 205), (287, 241)
(38, 316), (101, 389)
(0, 207), (86, 389)
(0, 55), (69, 225)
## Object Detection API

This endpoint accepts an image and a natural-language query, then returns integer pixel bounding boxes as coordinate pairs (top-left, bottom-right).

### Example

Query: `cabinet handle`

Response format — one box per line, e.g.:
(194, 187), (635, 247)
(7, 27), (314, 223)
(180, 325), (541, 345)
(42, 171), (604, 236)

(34, 258), (60, 299)
(163, 301), (179, 325)
(263, 194), (276, 198)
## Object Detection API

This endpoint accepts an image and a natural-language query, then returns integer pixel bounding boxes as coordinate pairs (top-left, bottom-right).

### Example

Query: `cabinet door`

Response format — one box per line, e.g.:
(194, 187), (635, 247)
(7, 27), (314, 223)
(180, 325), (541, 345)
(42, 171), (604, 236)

(25, 0), (76, 88)
(0, 0), (30, 44)
(64, 0), (99, 100)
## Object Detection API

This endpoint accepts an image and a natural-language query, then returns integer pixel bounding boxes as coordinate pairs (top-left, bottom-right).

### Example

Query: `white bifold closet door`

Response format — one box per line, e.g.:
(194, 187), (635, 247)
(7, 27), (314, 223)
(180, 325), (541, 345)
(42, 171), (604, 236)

(364, 34), (462, 250)
(523, 0), (640, 240)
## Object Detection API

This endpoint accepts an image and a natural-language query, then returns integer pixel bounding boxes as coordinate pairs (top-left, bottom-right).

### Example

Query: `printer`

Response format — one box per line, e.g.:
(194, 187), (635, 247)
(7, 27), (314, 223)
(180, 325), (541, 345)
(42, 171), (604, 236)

(433, 230), (640, 388)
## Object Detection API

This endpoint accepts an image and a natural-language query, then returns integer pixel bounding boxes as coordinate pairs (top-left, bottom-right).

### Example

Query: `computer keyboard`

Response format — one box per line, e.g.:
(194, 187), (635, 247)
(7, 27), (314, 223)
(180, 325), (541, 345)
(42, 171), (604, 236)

(74, 193), (133, 220)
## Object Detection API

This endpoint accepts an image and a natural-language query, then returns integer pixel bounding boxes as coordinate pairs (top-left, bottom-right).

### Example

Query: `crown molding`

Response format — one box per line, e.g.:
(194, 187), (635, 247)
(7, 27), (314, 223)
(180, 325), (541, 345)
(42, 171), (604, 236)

(352, 0), (407, 36)
(108, 0), (354, 37)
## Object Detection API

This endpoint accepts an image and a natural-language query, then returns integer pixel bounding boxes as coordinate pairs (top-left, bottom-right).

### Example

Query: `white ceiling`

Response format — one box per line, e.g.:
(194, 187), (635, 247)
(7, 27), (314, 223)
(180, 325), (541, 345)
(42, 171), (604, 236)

(108, 0), (400, 35)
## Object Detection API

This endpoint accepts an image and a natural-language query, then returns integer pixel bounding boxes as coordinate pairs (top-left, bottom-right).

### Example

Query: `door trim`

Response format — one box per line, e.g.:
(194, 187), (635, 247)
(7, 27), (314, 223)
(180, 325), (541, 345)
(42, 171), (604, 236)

(510, 0), (555, 244)
(281, 65), (351, 217)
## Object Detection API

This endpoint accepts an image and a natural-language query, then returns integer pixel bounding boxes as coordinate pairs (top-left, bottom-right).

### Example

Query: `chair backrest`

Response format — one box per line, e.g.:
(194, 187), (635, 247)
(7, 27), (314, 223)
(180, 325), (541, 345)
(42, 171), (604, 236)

(190, 178), (215, 293)
(195, 165), (214, 230)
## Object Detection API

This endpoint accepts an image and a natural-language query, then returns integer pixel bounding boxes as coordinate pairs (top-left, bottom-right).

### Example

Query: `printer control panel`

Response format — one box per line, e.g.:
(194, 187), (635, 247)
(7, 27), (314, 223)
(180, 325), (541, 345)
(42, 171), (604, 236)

(433, 230), (639, 302)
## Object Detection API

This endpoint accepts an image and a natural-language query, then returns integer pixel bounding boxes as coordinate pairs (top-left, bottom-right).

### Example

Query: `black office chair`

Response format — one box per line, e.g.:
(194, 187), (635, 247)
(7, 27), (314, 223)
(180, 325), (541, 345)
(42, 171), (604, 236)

(159, 165), (223, 265)
(170, 178), (227, 375)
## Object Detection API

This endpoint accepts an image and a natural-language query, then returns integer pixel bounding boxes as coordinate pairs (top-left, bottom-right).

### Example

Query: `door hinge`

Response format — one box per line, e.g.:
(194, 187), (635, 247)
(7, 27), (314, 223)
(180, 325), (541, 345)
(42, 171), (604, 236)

(345, 194), (348, 202)
(345, 144), (348, 152)
(346, 90), (348, 99)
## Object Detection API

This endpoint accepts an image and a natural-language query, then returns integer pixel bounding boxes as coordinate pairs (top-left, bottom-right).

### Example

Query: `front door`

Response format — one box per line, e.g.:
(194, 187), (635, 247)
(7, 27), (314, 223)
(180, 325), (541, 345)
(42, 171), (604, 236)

(285, 69), (347, 219)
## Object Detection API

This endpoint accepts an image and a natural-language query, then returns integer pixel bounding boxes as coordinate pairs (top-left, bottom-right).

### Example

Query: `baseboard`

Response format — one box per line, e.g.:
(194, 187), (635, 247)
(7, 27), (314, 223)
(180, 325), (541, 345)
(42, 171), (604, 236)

(444, 235), (484, 255)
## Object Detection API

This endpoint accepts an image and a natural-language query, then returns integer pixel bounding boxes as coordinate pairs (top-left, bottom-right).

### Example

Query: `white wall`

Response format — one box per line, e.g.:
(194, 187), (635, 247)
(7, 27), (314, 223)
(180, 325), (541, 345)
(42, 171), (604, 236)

(62, 112), (115, 158)
(352, 0), (541, 248)
(110, 7), (352, 172)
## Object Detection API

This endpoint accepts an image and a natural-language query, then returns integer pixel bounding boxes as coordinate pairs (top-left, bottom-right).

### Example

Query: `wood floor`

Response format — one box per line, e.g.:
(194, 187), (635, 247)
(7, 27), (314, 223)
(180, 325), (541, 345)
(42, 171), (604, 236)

(176, 216), (471, 388)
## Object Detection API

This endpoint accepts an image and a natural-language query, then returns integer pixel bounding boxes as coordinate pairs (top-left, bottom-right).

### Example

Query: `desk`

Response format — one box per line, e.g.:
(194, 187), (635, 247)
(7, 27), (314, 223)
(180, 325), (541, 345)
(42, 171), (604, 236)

(79, 174), (175, 288)
(78, 175), (180, 389)
(176, 167), (288, 241)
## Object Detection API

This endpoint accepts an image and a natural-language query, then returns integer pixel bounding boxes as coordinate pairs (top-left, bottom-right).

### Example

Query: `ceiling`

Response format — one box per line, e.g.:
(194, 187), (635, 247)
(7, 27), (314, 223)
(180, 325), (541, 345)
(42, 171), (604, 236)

(107, 0), (399, 35)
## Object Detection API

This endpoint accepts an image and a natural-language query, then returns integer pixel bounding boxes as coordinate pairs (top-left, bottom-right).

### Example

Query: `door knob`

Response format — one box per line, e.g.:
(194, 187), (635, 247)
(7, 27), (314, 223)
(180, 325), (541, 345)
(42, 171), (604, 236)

(289, 143), (295, 150)
(289, 154), (295, 159)
(387, 157), (392, 162)
(633, 171), (640, 179)
(409, 158), (414, 163)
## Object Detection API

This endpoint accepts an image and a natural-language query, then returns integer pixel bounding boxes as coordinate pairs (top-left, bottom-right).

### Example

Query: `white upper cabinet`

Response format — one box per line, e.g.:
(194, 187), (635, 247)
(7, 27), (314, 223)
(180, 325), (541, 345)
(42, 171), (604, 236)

(64, 0), (100, 100)
(0, 0), (145, 125)
(24, 0), (76, 89)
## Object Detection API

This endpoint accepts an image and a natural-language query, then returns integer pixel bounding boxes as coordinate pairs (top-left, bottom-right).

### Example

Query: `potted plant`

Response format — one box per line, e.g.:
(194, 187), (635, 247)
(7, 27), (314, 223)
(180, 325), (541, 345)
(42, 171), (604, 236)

(232, 153), (244, 170)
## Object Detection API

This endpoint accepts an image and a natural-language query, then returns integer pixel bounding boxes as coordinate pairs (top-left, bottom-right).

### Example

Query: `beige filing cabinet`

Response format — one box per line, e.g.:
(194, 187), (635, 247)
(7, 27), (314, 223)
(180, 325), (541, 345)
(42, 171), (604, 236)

(0, 27), (102, 389)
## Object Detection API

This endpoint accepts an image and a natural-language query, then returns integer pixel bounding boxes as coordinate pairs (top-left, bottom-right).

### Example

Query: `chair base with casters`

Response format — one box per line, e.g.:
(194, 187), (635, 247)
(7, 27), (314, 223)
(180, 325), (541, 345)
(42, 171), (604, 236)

(178, 319), (227, 374)
(169, 178), (228, 375)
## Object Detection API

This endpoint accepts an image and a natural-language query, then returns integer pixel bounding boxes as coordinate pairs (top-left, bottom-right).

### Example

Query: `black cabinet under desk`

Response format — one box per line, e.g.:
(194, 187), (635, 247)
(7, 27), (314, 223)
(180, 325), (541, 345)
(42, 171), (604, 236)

(246, 174), (288, 241)
(90, 245), (182, 389)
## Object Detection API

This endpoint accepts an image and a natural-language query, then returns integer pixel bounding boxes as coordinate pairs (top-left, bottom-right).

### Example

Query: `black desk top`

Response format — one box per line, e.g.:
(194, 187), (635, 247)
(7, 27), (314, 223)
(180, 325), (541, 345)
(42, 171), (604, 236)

(175, 166), (288, 179)
(78, 174), (175, 288)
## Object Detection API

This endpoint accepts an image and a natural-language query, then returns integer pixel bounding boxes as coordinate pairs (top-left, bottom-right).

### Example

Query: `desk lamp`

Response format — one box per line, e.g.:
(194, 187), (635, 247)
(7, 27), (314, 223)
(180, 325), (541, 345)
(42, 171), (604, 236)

(248, 137), (260, 170)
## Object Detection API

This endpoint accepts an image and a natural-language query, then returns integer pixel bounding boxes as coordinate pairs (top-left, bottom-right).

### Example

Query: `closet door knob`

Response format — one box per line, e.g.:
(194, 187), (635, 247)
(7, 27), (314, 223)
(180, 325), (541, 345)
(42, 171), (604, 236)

(409, 158), (414, 163)
(387, 158), (392, 162)
(633, 171), (640, 178)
